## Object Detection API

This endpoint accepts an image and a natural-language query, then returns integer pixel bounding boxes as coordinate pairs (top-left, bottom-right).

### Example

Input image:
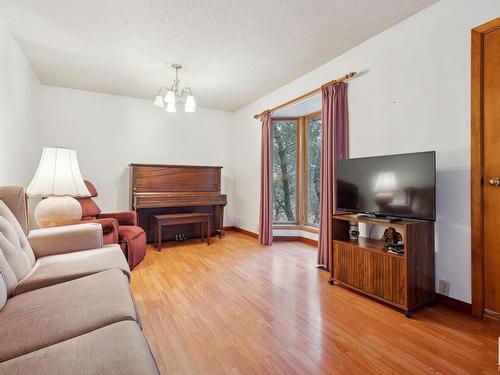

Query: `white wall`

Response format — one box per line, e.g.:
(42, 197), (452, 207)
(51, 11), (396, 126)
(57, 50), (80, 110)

(230, 0), (500, 303)
(39, 86), (234, 224)
(0, 17), (41, 186)
(2, 0), (497, 302)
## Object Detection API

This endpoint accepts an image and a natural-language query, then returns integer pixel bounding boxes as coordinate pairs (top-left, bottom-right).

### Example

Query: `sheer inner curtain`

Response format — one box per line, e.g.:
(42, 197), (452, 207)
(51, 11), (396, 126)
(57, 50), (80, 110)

(259, 112), (273, 245)
(317, 82), (349, 269)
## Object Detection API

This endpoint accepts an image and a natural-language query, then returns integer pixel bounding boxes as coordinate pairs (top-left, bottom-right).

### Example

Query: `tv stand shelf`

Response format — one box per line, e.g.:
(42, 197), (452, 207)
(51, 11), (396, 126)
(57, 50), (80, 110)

(329, 214), (435, 317)
(333, 237), (404, 258)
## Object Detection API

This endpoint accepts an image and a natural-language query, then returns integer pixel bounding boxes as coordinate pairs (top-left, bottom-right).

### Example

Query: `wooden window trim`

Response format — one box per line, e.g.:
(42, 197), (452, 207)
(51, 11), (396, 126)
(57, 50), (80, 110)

(272, 111), (321, 233)
(304, 111), (321, 228)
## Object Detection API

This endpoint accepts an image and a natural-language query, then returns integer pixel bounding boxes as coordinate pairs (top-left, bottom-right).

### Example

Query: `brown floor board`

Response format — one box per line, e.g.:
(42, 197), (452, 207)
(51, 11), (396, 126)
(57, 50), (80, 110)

(130, 231), (500, 374)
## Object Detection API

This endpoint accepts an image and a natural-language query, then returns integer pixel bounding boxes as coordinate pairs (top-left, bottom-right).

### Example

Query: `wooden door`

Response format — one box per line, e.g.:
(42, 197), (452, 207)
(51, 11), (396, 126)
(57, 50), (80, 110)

(472, 18), (500, 317)
(483, 27), (500, 315)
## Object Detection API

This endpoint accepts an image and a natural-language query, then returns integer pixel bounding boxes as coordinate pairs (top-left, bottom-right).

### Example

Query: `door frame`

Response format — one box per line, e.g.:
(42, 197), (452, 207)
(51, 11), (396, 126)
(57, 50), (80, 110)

(471, 17), (500, 318)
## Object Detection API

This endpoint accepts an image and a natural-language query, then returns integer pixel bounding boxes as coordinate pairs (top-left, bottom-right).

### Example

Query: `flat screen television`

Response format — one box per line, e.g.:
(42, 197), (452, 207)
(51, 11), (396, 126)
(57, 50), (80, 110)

(336, 151), (436, 221)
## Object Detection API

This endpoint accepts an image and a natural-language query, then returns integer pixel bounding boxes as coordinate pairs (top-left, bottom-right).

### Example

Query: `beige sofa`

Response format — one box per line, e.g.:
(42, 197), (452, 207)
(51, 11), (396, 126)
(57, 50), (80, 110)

(0, 186), (159, 374)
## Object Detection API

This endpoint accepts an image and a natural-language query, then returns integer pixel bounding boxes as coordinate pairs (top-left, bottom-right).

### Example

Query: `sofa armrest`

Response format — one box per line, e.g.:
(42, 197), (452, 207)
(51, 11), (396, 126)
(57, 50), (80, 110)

(28, 223), (103, 258)
(98, 211), (137, 226)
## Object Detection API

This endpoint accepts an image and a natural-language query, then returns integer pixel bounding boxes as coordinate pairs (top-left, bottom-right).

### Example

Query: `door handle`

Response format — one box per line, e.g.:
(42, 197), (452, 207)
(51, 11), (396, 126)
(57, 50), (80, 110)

(489, 177), (500, 186)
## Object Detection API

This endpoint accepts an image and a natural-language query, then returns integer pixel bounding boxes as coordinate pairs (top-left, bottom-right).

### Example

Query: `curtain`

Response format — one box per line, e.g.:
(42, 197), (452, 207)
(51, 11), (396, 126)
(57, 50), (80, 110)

(259, 112), (273, 245)
(317, 82), (349, 268)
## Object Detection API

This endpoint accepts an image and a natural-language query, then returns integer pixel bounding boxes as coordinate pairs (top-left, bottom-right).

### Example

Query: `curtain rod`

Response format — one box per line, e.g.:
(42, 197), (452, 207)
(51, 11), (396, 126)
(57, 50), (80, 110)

(253, 71), (356, 120)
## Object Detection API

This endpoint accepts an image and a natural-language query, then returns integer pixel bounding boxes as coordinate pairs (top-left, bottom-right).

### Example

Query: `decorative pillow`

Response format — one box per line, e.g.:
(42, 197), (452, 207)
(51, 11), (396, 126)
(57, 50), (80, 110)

(78, 198), (101, 218)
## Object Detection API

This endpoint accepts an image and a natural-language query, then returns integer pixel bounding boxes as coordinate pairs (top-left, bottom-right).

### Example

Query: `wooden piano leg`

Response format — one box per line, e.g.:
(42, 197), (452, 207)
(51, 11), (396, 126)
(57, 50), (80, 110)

(207, 218), (211, 246)
(156, 220), (162, 251)
(214, 205), (224, 239)
(220, 205), (225, 238)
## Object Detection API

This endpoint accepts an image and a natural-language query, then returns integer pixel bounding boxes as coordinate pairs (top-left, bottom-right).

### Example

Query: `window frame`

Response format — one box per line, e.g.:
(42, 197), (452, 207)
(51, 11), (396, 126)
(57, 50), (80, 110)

(271, 111), (321, 233)
(304, 112), (322, 229)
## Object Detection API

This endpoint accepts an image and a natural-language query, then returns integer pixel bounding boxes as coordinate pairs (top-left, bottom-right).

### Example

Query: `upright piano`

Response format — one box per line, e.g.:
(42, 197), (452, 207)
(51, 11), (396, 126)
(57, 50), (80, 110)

(130, 164), (227, 242)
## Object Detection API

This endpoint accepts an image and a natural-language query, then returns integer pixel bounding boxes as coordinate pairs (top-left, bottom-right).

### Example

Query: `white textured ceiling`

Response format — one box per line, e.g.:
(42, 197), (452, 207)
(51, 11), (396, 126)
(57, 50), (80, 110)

(0, 0), (437, 111)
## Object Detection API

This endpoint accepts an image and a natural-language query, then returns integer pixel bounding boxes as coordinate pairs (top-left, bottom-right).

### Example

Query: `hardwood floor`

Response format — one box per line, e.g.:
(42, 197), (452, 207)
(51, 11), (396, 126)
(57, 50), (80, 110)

(130, 231), (500, 374)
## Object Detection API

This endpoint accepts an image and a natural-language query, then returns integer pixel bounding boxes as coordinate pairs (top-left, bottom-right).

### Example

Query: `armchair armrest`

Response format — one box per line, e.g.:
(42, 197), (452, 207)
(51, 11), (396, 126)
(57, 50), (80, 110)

(97, 211), (137, 226)
(28, 223), (103, 258)
(83, 217), (119, 244)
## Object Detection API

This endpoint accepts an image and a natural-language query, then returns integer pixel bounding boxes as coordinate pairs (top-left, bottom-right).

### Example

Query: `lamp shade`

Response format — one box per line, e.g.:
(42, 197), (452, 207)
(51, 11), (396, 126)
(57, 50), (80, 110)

(153, 94), (165, 108)
(374, 172), (397, 193)
(165, 102), (176, 112)
(185, 95), (196, 112)
(27, 147), (91, 197)
(164, 90), (176, 105)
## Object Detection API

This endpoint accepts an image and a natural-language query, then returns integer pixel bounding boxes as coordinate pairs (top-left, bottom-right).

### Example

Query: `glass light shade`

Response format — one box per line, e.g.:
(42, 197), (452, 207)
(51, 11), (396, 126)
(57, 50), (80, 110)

(185, 95), (196, 112)
(153, 94), (164, 108)
(166, 102), (176, 112)
(164, 90), (176, 105)
(27, 147), (91, 197)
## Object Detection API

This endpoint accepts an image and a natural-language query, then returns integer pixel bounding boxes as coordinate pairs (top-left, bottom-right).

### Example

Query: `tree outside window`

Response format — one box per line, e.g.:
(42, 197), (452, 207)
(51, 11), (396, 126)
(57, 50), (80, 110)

(272, 119), (297, 223)
(272, 113), (322, 229)
(306, 115), (321, 226)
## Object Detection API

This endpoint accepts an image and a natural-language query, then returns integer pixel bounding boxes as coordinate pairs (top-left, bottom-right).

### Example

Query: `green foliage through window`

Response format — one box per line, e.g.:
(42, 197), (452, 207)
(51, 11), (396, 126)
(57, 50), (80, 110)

(271, 115), (322, 227)
(272, 120), (297, 223)
(307, 116), (321, 226)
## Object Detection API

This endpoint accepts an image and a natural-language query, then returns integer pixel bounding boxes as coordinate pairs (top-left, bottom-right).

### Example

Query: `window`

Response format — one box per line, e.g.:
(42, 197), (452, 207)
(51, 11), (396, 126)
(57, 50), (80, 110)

(272, 119), (297, 224)
(272, 113), (322, 230)
(306, 115), (321, 226)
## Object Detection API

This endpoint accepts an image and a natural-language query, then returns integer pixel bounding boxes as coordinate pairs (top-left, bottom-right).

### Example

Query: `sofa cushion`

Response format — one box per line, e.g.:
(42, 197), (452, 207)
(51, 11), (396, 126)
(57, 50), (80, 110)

(0, 269), (137, 362)
(0, 247), (18, 297)
(0, 321), (159, 375)
(0, 217), (32, 281)
(15, 245), (131, 295)
(0, 271), (6, 311)
(0, 187), (28, 234)
(0, 201), (35, 283)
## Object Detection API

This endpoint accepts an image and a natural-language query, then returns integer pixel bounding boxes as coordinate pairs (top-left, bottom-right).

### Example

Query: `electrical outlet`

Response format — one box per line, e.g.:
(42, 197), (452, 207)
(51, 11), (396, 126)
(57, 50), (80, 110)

(439, 279), (450, 296)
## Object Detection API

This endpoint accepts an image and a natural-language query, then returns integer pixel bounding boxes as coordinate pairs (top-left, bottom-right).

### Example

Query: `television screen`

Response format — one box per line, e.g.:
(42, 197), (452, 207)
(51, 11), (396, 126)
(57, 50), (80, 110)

(336, 151), (436, 221)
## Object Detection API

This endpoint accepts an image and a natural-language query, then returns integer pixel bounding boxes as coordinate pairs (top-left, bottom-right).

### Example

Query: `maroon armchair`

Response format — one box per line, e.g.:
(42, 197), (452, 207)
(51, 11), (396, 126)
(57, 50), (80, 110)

(76, 180), (146, 269)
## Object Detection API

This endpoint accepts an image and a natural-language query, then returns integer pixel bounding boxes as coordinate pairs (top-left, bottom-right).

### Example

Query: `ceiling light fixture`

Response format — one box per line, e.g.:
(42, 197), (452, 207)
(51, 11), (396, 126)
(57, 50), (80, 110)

(154, 64), (196, 113)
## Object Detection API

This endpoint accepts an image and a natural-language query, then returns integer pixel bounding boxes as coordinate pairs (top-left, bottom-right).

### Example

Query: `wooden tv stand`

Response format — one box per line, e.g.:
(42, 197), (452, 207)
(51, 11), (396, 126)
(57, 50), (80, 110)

(329, 214), (435, 317)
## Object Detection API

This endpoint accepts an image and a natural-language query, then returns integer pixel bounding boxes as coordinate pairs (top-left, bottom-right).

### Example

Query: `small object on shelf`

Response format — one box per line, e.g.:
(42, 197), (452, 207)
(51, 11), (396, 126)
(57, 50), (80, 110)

(381, 227), (403, 245)
(349, 221), (359, 241)
(388, 243), (404, 250)
(387, 245), (405, 256)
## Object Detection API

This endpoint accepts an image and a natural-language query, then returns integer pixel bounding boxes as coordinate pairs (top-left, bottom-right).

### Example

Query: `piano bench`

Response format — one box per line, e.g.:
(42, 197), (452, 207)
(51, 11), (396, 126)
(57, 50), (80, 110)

(153, 213), (212, 251)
